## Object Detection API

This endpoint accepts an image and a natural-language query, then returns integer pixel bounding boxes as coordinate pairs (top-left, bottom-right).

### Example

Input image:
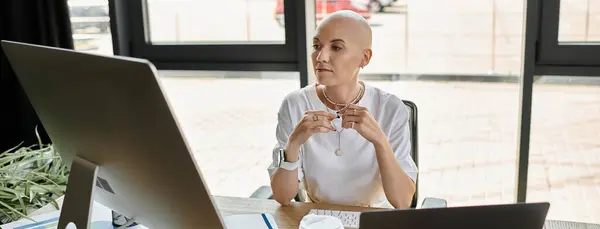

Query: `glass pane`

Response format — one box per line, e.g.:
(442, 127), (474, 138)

(311, 0), (525, 77)
(159, 71), (299, 197)
(145, 0), (285, 44)
(558, 0), (600, 42)
(310, 0), (524, 206)
(406, 0), (525, 76)
(528, 76), (600, 224)
(314, 0), (371, 26)
(367, 80), (520, 207)
(68, 0), (113, 55)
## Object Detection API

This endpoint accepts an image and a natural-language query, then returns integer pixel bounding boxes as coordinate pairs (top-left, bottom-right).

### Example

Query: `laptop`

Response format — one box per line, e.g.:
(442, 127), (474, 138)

(359, 202), (550, 229)
(1, 40), (276, 229)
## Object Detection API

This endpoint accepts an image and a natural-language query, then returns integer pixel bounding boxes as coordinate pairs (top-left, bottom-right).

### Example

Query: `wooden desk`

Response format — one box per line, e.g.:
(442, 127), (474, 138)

(31, 196), (600, 229)
(31, 195), (375, 229)
(215, 196), (375, 229)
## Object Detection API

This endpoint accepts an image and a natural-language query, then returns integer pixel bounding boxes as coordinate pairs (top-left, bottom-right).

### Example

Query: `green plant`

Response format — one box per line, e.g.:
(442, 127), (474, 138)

(0, 128), (69, 224)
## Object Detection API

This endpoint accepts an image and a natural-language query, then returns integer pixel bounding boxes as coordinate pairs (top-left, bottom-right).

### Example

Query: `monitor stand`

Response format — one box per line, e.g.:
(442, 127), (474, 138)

(57, 156), (98, 229)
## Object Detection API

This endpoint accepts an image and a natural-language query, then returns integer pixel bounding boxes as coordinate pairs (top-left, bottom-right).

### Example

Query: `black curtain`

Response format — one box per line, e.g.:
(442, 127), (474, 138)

(1, 0), (73, 151)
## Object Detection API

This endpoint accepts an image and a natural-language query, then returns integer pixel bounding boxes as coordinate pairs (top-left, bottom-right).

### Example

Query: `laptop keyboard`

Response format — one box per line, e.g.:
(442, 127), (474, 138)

(308, 209), (361, 228)
(544, 220), (600, 229)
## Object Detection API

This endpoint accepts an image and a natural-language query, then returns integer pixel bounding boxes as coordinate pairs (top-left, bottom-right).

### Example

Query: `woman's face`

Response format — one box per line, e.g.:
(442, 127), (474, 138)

(311, 18), (371, 86)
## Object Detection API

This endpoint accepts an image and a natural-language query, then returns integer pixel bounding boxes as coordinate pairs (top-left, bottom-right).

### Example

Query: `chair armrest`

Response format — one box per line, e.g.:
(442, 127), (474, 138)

(250, 186), (274, 199)
(419, 197), (448, 209)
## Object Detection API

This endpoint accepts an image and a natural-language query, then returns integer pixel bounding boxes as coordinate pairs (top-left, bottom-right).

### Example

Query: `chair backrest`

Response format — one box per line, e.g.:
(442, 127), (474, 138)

(402, 100), (419, 208)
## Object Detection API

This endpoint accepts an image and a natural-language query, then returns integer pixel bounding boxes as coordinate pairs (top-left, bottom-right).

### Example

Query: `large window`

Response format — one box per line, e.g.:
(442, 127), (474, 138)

(521, 0), (600, 224)
(145, 0), (285, 44)
(527, 76), (600, 224)
(66, 0), (306, 197)
(558, 0), (600, 42)
(330, 0), (525, 77)
(368, 80), (520, 206)
(121, 0), (304, 71)
(539, 0), (600, 66)
(68, 0), (113, 55)
(337, 0), (524, 206)
(157, 71), (300, 197)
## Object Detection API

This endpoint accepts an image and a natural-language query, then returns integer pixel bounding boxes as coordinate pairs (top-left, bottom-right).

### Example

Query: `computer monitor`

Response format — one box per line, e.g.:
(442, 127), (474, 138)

(1, 40), (226, 229)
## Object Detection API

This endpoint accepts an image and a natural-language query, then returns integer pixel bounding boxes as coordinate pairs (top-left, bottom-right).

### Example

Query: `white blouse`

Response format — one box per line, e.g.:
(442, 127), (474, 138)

(267, 83), (418, 208)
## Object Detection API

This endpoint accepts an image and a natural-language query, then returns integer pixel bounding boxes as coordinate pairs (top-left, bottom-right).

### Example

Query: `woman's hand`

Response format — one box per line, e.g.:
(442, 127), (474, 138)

(271, 110), (334, 206)
(287, 111), (337, 156)
(340, 104), (386, 144)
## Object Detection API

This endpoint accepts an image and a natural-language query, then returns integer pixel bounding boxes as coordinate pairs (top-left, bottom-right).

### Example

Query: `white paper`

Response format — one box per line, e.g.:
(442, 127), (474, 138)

(223, 213), (279, 229)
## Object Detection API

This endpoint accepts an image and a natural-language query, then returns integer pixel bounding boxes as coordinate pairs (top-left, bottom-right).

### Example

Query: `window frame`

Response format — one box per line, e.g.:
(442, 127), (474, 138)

(518, 0), (600, 204)
(120, 0), (303, 72)
(537, 0), (600, 67)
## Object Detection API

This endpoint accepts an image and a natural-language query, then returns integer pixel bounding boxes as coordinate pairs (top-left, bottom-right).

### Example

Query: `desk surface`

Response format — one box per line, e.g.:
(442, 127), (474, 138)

(31, 195), (375, 229)
(215, 196), (376, 229)
(32, 196), (600, 229)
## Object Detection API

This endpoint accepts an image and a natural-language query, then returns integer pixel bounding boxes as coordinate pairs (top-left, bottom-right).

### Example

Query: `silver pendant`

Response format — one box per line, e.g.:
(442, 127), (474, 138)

(335, 149), (343, 156)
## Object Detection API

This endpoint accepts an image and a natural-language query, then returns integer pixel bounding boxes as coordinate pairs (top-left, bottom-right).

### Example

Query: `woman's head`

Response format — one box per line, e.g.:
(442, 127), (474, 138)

(312, 10), (373, 87)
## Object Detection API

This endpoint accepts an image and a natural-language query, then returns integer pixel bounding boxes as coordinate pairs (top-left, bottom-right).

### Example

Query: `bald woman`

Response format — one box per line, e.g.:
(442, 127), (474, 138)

(267, 10), (418, 209)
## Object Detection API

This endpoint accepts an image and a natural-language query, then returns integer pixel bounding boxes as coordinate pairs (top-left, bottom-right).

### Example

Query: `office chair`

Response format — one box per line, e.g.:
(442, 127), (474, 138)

(403, 100), (419, 208)
(250, 100), (446, 209)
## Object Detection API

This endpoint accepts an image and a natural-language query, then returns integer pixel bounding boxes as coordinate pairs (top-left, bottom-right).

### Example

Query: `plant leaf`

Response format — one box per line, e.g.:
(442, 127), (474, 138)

(0, 156), (60, 172)
(0, 187), (21, 197)
(28, 172), (62, 187)
(18, 194), (28, 216)
(37, 194), (60, 210)
(0, 134), (68, 224)
(0, 151), (54, 167)
(0, 142), (24, 157)
(0, 199), (36, 222)
(0, 206), (16, 224)
(35, 126), (42, 151)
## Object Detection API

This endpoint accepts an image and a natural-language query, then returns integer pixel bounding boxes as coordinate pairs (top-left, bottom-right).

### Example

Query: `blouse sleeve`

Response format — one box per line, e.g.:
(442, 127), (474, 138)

(267, 97), (304, 182)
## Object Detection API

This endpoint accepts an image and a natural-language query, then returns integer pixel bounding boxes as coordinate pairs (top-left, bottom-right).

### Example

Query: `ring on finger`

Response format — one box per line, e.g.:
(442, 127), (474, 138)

(313, 115), (319, 121)
(352, 109), (357, 115)
(351, 121), (355, 129)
